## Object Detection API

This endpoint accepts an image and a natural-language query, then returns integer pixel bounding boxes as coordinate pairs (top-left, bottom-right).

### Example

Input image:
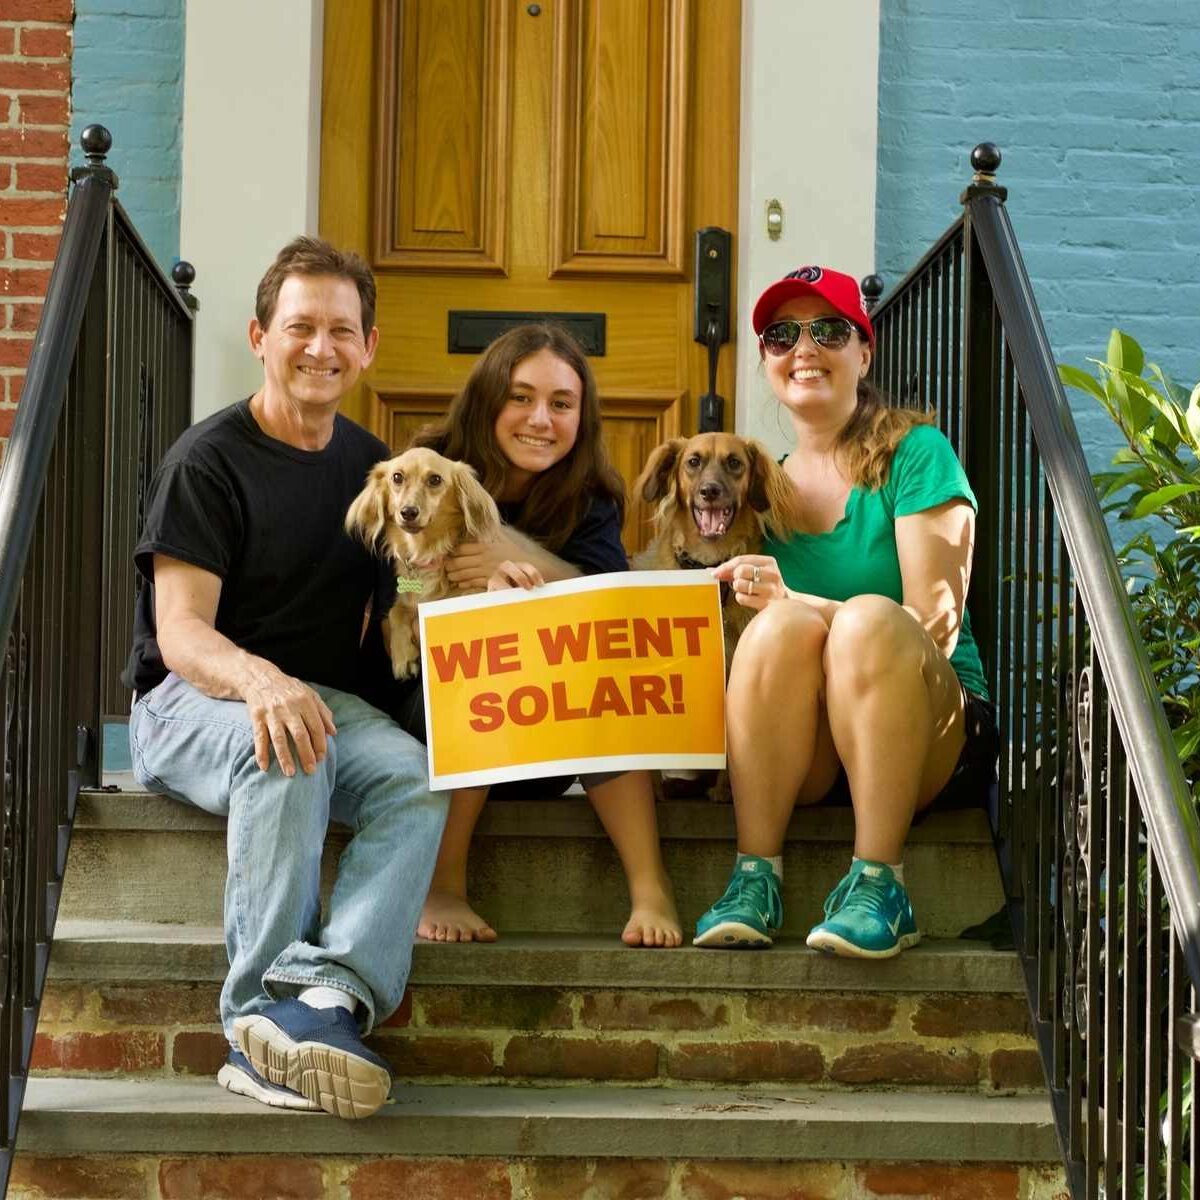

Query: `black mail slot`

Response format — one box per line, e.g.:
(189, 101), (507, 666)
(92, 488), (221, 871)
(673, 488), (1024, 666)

(448, 310), (606, 356)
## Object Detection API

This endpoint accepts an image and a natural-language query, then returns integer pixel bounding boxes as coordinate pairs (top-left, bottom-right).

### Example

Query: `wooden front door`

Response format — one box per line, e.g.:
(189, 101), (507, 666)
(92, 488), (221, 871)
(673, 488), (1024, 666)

(320, 0), (741, 552)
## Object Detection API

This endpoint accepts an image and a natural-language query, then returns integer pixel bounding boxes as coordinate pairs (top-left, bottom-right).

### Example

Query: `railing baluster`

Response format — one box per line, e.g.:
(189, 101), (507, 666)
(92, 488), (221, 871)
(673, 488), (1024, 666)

(1083, 654), (1104, 1198)
(1145, 849), (1165, 1199)
(1101, 716), (1123, 1198)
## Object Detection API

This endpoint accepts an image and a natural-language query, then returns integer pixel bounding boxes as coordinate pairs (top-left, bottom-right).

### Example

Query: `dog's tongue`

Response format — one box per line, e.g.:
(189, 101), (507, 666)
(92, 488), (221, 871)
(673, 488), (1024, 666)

(696, 506), (730, 538)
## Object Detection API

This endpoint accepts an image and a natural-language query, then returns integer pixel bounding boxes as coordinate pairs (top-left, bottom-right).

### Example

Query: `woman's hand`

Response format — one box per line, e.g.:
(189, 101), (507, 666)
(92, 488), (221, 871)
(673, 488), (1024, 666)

(713, 554), (788, 611)
(447, 534), (527, 590)
(487, 561), (545, 591)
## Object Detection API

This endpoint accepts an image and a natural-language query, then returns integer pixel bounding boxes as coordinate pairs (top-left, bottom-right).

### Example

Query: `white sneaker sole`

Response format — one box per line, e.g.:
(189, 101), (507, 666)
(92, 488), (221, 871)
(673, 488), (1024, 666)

(805, 928), (922, 959)
(692, 920), (774, 948)
(232, 1014), (391, 1120)
(217, 1061), (321, 1112)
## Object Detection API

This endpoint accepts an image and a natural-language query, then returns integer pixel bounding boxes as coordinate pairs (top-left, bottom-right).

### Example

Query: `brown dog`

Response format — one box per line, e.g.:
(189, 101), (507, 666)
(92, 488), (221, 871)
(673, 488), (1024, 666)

(633, 432), (802, 658)
(633, 433), (801, 802)
(345, 447), (501, 679)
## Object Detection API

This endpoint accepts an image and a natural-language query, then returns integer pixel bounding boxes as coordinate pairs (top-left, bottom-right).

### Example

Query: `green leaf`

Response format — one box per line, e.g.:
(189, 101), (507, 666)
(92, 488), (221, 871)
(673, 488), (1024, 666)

(1107, 328), (1145, 375)
(1188, 385), (1200, 447)
(1154, 412), (1183, 452)
(1058, 363), (1106, 402)
(1131, 483), (1200, 519)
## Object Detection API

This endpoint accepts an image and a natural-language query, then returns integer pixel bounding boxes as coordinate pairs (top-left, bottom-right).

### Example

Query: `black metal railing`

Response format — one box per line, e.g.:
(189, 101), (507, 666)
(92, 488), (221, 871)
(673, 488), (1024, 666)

(0, 126), (194, 1190)
(870, 143), (1200, 1199)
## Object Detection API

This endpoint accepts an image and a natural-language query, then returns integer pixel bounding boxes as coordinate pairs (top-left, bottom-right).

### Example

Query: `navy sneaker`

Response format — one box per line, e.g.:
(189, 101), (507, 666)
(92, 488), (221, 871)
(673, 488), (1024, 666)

(217, 1047), (321, 1112)
(232, 998), (393, 1119)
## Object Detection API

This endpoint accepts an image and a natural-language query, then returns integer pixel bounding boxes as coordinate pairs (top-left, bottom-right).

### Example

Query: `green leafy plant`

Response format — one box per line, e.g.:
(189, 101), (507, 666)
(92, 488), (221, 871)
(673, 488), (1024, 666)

(1059, 330), (1200, 804)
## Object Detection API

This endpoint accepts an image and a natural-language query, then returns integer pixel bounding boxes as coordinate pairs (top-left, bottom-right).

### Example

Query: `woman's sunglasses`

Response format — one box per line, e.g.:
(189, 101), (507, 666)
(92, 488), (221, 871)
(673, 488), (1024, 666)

(759, 316), (858, 355)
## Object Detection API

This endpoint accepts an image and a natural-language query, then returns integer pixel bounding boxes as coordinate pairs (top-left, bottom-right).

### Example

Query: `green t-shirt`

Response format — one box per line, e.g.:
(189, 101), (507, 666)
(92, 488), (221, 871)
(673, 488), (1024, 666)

(762, 424), (989, 699)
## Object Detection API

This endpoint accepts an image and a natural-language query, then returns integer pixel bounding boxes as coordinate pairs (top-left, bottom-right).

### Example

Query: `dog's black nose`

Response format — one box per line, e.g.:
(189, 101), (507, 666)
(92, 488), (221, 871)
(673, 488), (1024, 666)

(698, 482), (724, 503)
(400, 505), (420, 522)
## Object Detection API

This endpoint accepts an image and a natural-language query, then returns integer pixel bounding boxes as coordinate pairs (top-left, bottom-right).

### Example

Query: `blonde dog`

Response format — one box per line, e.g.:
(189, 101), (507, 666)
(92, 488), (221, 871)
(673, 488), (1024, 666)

(345, 447), (501, 679)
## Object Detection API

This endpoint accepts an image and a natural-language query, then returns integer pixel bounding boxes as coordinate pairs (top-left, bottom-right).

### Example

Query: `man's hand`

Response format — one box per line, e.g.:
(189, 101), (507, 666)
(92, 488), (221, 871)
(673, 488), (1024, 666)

(153, 555), (338, 776)
(240, 661), (337, 776)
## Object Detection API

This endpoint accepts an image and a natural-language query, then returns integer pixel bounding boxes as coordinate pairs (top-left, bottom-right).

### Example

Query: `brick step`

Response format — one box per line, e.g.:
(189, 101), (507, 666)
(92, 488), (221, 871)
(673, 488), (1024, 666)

(9, 1154), (1072, 1200)
(16, 1079), (1061, 1169)
(62, 788), (1005, 936)
(38, 925), (1041, 1093)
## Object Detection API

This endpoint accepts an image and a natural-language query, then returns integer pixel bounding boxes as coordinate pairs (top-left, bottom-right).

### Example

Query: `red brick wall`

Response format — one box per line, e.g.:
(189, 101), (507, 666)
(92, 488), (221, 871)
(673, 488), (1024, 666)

(0, 0), (72, 458)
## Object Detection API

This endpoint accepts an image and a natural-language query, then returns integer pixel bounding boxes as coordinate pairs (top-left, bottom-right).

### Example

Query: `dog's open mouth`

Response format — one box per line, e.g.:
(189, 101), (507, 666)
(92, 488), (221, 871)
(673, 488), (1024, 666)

(692, 504), (735, 540)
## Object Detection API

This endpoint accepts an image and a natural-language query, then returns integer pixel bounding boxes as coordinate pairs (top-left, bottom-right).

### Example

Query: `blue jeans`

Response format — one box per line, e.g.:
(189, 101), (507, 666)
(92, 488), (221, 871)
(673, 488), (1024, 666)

(129, 673), (447, 1039)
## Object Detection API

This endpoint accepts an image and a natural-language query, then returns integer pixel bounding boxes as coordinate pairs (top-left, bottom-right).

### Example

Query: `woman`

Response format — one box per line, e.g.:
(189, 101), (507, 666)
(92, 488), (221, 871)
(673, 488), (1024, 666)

(692, 266), (997, 958)
(398, 324), (681, 948)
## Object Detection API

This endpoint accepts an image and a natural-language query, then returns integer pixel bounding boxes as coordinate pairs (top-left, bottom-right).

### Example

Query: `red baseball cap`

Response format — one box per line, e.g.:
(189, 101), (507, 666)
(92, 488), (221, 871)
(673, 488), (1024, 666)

(751, 266), (875, 349)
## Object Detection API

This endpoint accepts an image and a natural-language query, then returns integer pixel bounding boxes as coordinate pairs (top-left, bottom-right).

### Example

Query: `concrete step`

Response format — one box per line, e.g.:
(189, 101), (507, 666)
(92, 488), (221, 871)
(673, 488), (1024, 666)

(38, 925), (1040, 1093)
(61, 788), (1005, 937)
(17, 1077), (1061, 1164)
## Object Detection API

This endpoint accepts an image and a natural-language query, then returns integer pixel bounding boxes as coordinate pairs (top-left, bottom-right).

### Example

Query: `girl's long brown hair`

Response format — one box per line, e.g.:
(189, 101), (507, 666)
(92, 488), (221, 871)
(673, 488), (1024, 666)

(413, 324), (625, 551)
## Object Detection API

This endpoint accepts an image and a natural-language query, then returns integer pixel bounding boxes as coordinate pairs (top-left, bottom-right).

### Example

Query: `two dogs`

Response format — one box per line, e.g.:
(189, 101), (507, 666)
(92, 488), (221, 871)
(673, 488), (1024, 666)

(346, 434), (801, 685)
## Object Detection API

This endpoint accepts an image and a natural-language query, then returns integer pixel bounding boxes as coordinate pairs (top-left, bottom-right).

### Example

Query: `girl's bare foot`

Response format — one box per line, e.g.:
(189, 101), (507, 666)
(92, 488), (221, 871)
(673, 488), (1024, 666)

(621, 881), (682, 947)
(417, 890), (498, 942)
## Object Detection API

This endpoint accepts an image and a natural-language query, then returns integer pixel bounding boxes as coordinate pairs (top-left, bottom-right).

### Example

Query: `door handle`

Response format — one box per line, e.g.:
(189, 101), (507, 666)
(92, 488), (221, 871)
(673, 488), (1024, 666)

(694, 227), (731, 432)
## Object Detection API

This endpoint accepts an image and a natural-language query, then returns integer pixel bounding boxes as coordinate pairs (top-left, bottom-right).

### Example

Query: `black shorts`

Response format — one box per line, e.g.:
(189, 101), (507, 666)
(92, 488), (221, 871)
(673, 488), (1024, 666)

(822, 687), (998, 813)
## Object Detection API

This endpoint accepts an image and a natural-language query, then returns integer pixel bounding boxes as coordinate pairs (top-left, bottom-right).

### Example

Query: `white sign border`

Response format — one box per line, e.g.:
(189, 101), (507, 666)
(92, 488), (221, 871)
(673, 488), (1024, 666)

(418, 570), (727, 790)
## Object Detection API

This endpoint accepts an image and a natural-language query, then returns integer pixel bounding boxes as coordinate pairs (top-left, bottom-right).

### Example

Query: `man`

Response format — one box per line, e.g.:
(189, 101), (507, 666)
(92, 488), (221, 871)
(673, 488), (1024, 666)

(124, 236), (446, 1119)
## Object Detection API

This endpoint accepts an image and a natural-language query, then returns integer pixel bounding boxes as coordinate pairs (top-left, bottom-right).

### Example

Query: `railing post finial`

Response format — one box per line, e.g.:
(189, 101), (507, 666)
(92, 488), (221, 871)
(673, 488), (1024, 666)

(171, 261), (199, 313)
(860, 274), (884, 314)
(961, 142), (1007, 205)
(71, 124), (118, 189)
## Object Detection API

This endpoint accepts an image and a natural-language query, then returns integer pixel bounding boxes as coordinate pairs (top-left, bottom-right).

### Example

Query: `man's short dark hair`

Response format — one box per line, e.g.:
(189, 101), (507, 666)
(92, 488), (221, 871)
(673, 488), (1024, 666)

(256, 236), (377, 337)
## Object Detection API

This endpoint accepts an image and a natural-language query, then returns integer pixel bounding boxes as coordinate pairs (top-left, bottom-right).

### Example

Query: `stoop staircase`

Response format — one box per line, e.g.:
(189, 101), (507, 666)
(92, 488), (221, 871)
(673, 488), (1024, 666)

(17, 782), (1065, 1199)
(8, 135), (1200, 1199)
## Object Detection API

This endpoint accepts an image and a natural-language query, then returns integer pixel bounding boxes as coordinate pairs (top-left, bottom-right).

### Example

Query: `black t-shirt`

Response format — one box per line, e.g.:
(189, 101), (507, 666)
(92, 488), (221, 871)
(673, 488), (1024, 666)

(498, 493), (628, 575)
(123, 399), (390, 696)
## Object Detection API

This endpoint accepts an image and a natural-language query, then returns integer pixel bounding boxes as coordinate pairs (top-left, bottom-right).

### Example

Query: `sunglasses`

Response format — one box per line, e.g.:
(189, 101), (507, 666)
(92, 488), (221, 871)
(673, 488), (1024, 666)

(759, 316), (858, 355)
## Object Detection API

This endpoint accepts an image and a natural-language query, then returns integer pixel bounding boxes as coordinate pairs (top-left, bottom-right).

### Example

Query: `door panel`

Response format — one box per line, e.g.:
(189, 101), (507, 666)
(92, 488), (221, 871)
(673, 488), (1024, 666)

(374, 0), (512, 272)
(321, 0), (740, 553)
(548, 0), (689, 276)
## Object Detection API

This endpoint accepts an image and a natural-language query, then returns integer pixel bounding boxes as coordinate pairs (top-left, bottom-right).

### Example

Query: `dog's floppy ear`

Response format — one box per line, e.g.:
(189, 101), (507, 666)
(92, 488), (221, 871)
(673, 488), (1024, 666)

(345, 461), (390, 548)
(745, 439), (804, 535)
(453, 462), (501, 542)
(634, 438), (686, 504)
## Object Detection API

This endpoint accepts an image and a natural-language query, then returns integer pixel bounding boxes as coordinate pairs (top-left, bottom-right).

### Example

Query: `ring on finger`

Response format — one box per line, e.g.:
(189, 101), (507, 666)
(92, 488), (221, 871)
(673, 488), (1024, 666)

(752, 565), (761, 584)
(747, 579), (754, 596)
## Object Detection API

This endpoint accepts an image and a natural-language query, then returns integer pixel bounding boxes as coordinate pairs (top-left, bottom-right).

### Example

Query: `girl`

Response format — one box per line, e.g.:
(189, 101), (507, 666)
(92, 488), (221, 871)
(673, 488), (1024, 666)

(397, 324), (681, 948)
(692, 266), (997, 958)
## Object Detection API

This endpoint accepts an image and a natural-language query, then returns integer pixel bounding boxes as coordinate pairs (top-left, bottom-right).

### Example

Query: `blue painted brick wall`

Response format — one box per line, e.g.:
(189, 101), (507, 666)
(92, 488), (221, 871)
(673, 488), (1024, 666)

(69, 0), (184, 273)
(876, 0), (1200, 474)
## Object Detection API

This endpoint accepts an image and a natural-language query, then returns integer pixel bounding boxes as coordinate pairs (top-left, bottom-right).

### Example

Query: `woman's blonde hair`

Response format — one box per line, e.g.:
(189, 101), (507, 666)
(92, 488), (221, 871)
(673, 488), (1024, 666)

(837, 378), (933, 490)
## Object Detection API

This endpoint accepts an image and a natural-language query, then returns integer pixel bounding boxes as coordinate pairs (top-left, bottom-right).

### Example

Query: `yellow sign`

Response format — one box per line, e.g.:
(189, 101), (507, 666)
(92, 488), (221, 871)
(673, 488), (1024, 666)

(419, 572), (726, 789)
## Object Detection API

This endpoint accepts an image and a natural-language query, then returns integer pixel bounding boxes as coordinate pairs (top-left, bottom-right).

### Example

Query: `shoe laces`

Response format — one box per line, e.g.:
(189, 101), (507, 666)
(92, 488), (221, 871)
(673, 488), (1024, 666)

(833, 871), (896, 920)
(716, 871), (782, 925)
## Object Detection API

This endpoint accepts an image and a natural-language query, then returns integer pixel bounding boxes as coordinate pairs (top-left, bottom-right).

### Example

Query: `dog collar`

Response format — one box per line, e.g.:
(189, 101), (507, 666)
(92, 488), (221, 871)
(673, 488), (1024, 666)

(672, 549), (731, 605)
(674, 549), (716, 571)
(396, 574), (424, 595)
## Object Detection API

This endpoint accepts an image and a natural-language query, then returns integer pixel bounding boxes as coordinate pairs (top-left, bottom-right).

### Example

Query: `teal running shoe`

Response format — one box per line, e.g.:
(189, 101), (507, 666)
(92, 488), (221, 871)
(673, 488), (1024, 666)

(693, 856), (783, 948)
(805, 861), (920, 959)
